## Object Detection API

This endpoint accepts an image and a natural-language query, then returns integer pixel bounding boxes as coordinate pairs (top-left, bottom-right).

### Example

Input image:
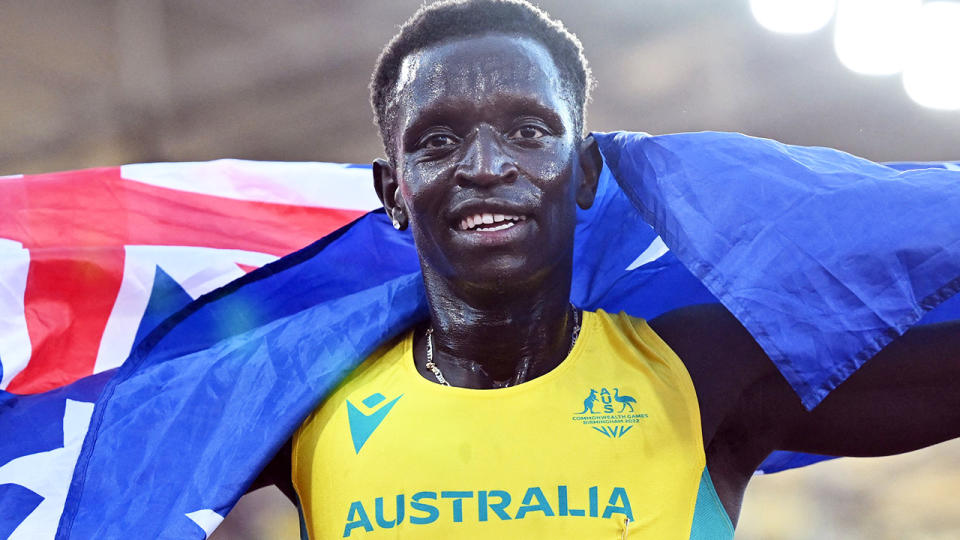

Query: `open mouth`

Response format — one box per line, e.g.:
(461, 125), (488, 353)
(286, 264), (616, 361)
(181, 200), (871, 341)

(457, 213), (528, 232)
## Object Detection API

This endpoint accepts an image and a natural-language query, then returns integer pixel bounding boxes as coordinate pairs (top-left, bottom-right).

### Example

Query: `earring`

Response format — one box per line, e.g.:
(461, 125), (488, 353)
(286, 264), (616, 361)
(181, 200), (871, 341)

(392, 209), (405, 230)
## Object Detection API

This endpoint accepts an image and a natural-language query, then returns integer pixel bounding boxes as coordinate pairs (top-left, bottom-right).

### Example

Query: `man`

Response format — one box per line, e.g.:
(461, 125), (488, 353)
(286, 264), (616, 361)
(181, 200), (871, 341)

(258, 1), (959, 537)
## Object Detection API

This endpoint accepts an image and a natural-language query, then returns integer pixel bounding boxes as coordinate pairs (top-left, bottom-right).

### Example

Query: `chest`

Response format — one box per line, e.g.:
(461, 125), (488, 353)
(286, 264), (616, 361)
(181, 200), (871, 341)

(295, 372), (705, 538)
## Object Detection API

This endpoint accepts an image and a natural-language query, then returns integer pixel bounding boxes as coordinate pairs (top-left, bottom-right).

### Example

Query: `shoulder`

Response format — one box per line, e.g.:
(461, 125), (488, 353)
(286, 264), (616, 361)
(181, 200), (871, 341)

(589, 309), (700, 376)
(647, 303), (769, 381)
(588, 307), (704, 392)
(647, 303), (771, 381)
(647, 303), (761, 361)
(647, 304), (787, 446)
(649, 304), (809, 515)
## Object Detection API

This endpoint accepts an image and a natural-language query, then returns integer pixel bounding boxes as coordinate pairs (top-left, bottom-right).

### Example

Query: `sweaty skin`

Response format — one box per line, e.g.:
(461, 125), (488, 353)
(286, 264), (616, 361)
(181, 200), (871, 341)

(374, 35), (600, 388)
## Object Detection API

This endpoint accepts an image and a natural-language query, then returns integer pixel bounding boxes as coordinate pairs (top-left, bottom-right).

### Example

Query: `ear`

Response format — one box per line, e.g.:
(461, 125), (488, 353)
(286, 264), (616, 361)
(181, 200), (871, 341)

(575, 135), (602, 210)
(372, 158), (408, 230)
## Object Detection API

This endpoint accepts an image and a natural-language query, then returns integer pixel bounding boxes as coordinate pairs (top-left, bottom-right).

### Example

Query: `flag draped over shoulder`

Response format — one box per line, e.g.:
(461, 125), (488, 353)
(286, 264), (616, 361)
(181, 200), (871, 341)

(593, 131), (960, 408)
(1, 132), (958, 537)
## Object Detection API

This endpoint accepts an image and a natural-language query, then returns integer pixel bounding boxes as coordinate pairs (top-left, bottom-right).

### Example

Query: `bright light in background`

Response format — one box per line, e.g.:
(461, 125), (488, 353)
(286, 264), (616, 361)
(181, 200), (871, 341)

(749, 0), (836, 34)
(903, 2), (960, 110)
(834, 0), (922, 75)
(751, 0), (960, 111)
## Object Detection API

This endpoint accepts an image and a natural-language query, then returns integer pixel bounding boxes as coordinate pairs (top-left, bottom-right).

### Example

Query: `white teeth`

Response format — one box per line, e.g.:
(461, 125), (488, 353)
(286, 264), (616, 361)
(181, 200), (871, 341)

(458, 212), (527, 231)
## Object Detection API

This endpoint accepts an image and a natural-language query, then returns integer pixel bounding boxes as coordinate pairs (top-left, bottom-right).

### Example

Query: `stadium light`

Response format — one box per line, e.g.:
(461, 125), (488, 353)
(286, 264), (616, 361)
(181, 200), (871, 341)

(833, 0), (922, 75)
(902, 2), (960, 110)
(749, 0), (836, 34)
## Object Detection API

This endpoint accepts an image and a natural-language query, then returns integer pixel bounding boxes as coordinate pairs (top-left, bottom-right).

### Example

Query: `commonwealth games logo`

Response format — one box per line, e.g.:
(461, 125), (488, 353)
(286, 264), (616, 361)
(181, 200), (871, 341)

(572, 387), (647, 438)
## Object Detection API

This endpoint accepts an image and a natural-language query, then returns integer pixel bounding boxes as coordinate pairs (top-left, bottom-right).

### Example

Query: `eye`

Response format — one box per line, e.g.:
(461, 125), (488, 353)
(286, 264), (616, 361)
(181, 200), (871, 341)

(421, 133), (458, 149)
(508, 124), (548, 140)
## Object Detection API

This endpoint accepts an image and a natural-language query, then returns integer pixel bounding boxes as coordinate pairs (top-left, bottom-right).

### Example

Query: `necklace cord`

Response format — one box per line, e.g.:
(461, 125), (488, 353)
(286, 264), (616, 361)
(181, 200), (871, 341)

(423, 305), (581, 387)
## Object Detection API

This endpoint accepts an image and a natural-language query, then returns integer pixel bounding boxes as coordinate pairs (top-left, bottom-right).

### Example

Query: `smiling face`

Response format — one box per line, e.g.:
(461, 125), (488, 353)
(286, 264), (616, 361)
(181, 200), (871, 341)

(376, 34), (598, 293)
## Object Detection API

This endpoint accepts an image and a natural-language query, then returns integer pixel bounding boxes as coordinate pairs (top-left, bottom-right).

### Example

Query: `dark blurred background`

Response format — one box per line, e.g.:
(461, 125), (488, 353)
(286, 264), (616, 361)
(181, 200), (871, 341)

(3, 1), (959, 538)
(3, 0), (959, 177)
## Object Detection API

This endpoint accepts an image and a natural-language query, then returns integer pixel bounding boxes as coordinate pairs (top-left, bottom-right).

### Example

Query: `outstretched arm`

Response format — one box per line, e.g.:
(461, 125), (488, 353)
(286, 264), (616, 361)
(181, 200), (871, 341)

(653, 303), (960, 458)
(651, 303), (960, 523)
(780, 319), (960, 456)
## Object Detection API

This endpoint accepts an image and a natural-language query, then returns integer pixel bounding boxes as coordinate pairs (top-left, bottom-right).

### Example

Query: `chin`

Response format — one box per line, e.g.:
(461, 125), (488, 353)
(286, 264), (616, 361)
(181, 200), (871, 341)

(452, 256), (560, 293)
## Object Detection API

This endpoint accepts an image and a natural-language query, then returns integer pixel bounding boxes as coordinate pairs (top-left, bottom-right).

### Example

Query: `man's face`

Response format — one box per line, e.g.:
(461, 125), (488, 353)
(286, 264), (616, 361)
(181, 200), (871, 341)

(388, 34), (591, 289)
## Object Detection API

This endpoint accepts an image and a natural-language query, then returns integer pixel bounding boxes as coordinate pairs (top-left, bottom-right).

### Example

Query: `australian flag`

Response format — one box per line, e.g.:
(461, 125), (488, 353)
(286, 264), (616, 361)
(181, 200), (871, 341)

(1, 131), (958, 537)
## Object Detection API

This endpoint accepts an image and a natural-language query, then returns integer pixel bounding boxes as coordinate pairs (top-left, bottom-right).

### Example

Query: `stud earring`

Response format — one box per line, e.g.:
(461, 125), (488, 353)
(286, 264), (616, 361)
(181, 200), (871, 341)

(392, 208), (406, 230)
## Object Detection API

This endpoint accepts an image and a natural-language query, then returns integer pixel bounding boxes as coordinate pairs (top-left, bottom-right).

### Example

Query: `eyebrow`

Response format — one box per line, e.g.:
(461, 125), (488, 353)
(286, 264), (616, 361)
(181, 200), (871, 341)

(499, 96), (567, 131)
(401, 93), (568, 149)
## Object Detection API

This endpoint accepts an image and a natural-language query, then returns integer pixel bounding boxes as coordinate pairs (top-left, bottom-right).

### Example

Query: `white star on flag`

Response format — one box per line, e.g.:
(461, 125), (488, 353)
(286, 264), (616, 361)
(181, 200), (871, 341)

(0, 399), (95, 539)
(186, 509), (225, 539)
(625, 236), (669, 271)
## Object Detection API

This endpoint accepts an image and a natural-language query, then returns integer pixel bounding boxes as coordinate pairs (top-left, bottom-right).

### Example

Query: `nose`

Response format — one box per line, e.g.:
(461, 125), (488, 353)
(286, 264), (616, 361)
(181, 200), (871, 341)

(454, 125), (519, 186)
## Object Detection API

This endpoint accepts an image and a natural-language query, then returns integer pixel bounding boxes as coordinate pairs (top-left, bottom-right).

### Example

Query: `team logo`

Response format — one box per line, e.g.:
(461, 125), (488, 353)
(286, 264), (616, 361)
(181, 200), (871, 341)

(346, 392), (402, 454)
(572, 387), (647, 438)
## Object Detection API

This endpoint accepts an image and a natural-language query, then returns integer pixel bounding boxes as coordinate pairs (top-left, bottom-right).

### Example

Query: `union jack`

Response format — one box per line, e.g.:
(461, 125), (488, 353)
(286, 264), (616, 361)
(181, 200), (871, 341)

(0, 160), (379, 396)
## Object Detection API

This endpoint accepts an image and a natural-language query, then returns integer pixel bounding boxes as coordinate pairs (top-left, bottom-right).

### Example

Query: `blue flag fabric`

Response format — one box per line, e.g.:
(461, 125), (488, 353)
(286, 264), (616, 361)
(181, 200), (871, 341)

(594, 131), (960, 409)
(1, 131), (958, 537)
(56, 212), (427, 538)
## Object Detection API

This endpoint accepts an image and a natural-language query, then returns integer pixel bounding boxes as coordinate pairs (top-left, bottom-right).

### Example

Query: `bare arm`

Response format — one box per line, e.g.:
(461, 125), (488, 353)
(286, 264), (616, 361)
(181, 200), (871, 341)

(651, 303), (960, 523)
(780, 320), (960, 456)
(652, 303), (960, 457)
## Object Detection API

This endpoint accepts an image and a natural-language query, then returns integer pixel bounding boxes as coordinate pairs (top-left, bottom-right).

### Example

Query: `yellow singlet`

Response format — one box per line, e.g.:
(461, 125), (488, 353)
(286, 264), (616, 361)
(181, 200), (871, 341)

(293, 310), (734, 539)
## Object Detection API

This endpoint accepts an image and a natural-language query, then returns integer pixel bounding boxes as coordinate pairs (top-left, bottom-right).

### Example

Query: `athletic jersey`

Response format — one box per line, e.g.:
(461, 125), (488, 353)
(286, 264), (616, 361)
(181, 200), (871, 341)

(292, 310), (734, 539)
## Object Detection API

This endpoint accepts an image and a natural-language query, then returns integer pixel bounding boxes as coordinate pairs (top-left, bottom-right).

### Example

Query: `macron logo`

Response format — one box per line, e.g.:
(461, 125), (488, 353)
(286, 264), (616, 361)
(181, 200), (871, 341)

(346, 392), (403, 454)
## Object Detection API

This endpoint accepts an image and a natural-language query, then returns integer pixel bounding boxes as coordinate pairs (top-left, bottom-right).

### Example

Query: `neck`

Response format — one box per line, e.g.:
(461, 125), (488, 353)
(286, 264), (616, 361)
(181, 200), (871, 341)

(419, 263), (577, 388)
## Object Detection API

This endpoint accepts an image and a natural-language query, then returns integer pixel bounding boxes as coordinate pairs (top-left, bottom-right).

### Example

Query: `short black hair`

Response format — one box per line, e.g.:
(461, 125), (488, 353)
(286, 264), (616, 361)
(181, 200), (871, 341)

(370, 0), (594, 161)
